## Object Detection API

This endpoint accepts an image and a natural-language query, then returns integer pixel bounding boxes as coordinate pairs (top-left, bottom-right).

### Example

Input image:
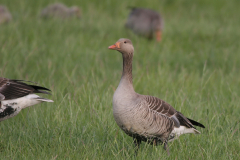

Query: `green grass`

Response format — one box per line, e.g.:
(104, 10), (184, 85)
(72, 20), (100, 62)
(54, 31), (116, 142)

(0, 0), (240, 159)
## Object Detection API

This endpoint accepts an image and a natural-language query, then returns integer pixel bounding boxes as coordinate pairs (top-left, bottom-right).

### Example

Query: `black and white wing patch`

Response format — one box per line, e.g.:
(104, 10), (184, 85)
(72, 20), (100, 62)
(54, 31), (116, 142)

(0, 77), (51, 101)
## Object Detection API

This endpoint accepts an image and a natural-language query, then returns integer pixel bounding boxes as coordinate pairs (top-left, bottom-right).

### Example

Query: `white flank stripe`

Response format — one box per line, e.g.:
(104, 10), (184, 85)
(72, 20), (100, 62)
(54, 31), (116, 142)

(1, 94), (53, 109)
(172, 126), (201, 137)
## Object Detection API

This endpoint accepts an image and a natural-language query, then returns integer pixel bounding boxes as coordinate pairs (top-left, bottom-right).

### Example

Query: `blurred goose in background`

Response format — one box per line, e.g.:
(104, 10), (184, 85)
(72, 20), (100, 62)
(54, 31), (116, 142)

(0, 5), (12, 24)
(108, 38), (205, 154)
(0, 77), (53, 122)
(125, 7), (163, 41)
(40, 3), (81, 19)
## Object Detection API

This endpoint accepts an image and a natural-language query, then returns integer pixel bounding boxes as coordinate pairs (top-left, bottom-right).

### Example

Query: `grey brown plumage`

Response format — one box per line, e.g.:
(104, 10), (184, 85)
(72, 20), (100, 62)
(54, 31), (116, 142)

(40, 3), (81, 19)
(125, 8), (163, 41)
(0, 77), (53, 122)
(108, 38), (204, 154)
(0, 5), (12, 24)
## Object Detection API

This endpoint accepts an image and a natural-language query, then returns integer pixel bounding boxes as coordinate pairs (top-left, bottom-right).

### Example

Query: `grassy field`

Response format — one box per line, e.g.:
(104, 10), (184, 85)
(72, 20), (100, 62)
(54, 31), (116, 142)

(0, 0), (240, 159)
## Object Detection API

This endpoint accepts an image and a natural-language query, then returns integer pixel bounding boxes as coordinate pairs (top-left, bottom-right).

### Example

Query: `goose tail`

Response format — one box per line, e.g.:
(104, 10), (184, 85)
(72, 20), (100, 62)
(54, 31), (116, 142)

(187, 118), (205, 128)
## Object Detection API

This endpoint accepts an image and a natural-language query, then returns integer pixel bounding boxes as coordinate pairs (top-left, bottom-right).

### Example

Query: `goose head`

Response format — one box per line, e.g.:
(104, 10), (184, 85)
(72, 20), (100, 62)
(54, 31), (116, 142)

(108, 38), (134, 56)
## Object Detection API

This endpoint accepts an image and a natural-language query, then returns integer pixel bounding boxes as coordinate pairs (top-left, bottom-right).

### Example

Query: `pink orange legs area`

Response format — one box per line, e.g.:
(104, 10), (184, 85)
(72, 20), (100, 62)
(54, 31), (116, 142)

(156, 30), (162, 42)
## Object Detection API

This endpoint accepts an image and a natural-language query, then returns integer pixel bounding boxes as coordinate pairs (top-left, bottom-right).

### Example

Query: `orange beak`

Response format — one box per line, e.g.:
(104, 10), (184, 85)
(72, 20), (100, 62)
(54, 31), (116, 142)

(156, 30), (162, 42)
(108, 42), (120, 50)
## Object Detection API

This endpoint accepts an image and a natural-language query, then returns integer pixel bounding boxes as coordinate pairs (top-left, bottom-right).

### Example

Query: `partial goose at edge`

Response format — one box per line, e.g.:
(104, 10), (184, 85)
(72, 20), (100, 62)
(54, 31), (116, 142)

(0, 77), (53, 122)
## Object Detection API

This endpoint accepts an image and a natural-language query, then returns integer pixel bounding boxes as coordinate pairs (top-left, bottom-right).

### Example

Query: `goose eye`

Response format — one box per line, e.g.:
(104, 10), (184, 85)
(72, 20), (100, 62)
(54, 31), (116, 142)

(124, 41), (127, 44)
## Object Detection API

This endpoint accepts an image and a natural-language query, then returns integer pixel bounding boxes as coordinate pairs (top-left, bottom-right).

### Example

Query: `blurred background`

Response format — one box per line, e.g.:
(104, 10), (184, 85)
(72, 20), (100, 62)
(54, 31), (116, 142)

(0, 0), (239, 159)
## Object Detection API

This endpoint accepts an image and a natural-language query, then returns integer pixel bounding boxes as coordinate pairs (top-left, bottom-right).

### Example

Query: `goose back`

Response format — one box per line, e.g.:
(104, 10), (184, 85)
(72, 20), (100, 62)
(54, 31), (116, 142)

(0, 77), (51, 100)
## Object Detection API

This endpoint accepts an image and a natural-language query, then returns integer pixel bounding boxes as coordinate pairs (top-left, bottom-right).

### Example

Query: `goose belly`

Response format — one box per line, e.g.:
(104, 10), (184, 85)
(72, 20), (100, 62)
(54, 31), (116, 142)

(0, 102), (21, 122)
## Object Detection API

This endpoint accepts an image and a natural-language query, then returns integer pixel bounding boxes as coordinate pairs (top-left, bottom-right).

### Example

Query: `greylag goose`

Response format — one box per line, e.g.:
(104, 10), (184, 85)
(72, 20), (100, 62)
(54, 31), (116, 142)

(0, 5), (12, 24)
(125, 8), (163, 41)
(0, 77), (53, 122)
(40, 3), (81, 19)
(108, 38), (205, 154)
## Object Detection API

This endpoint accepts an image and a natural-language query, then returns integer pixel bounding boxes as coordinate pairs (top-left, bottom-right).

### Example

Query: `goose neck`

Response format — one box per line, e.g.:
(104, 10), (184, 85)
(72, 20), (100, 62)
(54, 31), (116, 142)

(120, 53), (134, 89)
